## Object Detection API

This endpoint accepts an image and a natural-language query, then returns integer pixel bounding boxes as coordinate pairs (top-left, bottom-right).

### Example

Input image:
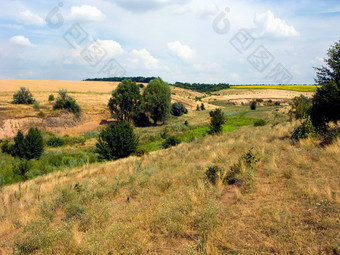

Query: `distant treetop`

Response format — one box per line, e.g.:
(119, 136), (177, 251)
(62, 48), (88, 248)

(84, 77), (156, 83)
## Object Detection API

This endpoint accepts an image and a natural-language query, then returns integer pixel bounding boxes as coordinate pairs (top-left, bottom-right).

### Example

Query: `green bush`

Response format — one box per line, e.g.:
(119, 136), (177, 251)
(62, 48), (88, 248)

(95, 122), (139, 160)
(254, 119), (266, 127)
(46, 137), (64, 147)
(170, 102), (188, 116)
(289, 95), (312, 119)
(135, 148), (148, 157)
(37, 111), (45, 118)
(48, 94), (55, 101)
(162, 136), (181, 149)
(205, 165), (224, 185)
(12, 159), (32, 181)
(196, 105), (200, 111)
(250, 101), (257, 110)
(12, 87), (35, 105)
(53, 89), (81, 116)
(291, 115), (316, 140)
(275, 101), (281, 106)
(33, 101), (40, 110)
(200, 103), (205, 111)
(208, 109), (226, 134)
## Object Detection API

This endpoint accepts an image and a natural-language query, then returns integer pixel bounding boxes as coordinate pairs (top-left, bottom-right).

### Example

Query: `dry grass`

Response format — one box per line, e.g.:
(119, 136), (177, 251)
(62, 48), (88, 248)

(0, 121), (339, 254)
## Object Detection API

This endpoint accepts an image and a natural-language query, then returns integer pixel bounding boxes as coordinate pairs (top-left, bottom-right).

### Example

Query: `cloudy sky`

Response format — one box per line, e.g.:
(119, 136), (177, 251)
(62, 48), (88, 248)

(0, 0), (339, 84)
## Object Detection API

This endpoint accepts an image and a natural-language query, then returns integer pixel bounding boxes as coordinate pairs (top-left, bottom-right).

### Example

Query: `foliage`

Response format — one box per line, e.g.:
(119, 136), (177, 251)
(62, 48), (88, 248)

(108, 79), (141, 122)
(250, 101), (257, 110)
(314, 39), (340, 85)
(172, 82), (230, 93)
(135, 148), (148, 157)
(143, 77), (171, 124)
(12, 159), (32, 181)
(289, 95), (312, 119)
(208, 109), (226, 134)
(254, 119), (266, 127)
(12, 87), (35, 105)
(85, 76), (156, 83)
(171, 102), (188, 116)
(53, 89), (81, 115)
(231, 85), (319, 92)
(196, 105), (200, 111)
(291, 115), (316, 140)
(162, 136), (181, 149)
(33, 101), (40, 110)
(46, 137), (65, 147)
(48, 94), (55, 101)
(24, 127), (44, 160)
(95, 122), (138, 160)
(310, 80), (340, 127)
(275, 101), (281, 106)
(200, 103), (205, 111)
(205, 165), (224, 185)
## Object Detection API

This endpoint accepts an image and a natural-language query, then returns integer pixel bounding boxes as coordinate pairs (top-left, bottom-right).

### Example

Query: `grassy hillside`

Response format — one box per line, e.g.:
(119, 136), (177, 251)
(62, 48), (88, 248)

(0, 120), (339, 254)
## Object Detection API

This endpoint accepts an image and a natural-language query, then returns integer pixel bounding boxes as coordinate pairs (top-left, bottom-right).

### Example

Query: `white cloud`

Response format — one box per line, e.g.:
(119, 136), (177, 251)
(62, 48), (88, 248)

(97, 40), (124, 56)
(68, 5), (105, 22)
(9, 35), (35, 47)
(196, 4), (218, 19)
(113, 0), (191, 12)
(17, 10), (45, 26)
(168, 41), (195, 61)
(130, 49), (159, 69)
(253, 10), (299, 38)
(229, 73), (240, 81)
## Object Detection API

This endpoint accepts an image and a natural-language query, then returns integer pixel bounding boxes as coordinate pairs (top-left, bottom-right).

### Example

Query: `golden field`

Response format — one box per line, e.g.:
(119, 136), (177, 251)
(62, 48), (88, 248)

(230, 85), (320, 92)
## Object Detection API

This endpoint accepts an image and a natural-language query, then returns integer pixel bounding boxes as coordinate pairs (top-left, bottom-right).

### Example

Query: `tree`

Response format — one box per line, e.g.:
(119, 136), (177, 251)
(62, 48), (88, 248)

(108, 79), (141, 122)
(95, 122), (138, 160)
(12, 131), (26, 158)
(200, 103), (205, 111)
(24, 127), (44, 160)
(208, 109), (226, 134)
(143, 77), (171, 124)
(314, 39), (340, 85)
(12, 87), (35, 105)
(289, 95), (312, 120)
(310, 39), (340, 128)
(196, 105), (200, 111)
(250, 101), (257, 110)
(171, 102), (187, 116)
(310, 80), (340, 127)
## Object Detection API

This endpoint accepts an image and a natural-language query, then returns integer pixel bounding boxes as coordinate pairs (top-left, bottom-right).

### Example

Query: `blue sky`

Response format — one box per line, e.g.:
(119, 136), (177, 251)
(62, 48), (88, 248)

(0, 0), (339, 84)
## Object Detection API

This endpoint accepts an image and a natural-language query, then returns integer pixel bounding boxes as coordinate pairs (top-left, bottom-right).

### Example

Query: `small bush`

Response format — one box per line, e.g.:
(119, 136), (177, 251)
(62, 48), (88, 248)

(46, 137), (64, 147)
(184, 120), (188, 126)
(12, 87), (35, 105)
(48, 94), (55, 101)
(200, 103), (205, 111)
(256, 99), (263, 103)
(254, 119), (266, 127)
(275, 101), (281, 106)
(37, 111), (45, 118)
(250, 101), (257, 110)
(196, 105), (200, 111)
(205, 165), (224, 185)
(95, 122), (139, 160)
(162, 136), (181, 149)
(291, 115), (316, 140)
(12, 159), (32, 181)
(171, 102), (188, 116)
(53, 89), (81, 115)
(135, 148), (148, 157)
(33, 101), (40, 111)
(208, 109), (226, 134)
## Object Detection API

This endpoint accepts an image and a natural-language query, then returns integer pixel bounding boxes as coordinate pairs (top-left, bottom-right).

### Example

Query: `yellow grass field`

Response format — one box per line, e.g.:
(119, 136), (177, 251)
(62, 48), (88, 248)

(231, 85), (320, 92)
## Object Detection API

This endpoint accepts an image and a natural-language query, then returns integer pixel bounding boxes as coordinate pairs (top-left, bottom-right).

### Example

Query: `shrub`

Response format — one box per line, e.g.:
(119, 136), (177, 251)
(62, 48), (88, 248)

(95, 122), (139, 160)
(132, 109), (150, 127)
(48, 94), (55, 101)
(275, 101), (281, 106)
(33, 101), (40, 110)
(196, 105), (200, 111)
(37, 111), (45, 118)
(250, 101), (257, 110)
(200, 103), (205, 111)
(184, 120), (188, 126)
(289, 95), (312, 119)
(256, 99), (263, 103)
(53, 89), (81, 115)
(208, 109), (226, 134)
(291, 115), (316, 140)
(254, 119), (266, 127)
(12, 159), (32, 181)
(135, 148), (148, 157)
(205, 165), (224, 185)
(170, 102), (188, 116)
(46, 137), (64, 147)
(12, 87), (35, 105)
(162, 136), (181, 149)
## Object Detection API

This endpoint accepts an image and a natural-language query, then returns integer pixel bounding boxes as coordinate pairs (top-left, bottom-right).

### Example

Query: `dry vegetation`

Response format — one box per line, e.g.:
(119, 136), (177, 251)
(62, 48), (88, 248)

(0, 120), (339, 254)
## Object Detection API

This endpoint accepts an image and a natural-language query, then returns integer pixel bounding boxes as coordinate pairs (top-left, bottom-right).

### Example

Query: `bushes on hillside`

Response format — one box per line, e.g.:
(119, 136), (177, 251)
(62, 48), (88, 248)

(289, 95), (312, 120)
(254, 119), (266, 127)
(170, 102), (188, 116)
(12, 87), (35, 104)
(53, 89), (81, 116)
(1, 128), (44, 160)
(291, 115), (316, 140)
(162, 136), (181, 149)
(208, 109), (226, 134)
(95, 122), (138, 160)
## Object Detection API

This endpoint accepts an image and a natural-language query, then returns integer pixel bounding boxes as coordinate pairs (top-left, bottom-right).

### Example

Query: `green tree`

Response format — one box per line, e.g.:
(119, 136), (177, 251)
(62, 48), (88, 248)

(171, 102), (187, 116)
(143, 77), (171, 124)
(208, 109), (226, 134)
(196, 105), (200, 111)
(24, 127), (44, 160)
(108, 79), (141, 122)
(95, 122), (138, 160)
(200, 103), (205, 111)
(12, 131), (26, 158)
(12, 87), (35, 105)
(289, 95), (312, 120)
(314, 39), (340, 85)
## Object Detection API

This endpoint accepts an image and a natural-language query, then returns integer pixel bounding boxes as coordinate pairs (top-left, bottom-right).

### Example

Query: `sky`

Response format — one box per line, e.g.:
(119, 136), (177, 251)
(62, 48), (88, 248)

(0, 0), (339, 84)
